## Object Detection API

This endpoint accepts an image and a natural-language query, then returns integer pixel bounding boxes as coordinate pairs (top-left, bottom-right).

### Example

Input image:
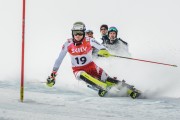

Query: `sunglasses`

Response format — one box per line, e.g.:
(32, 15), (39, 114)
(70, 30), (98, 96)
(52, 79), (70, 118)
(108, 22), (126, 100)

(100, 28), (107, 30)
(73, 31), (84, 36)
(86, 32), (93, 34)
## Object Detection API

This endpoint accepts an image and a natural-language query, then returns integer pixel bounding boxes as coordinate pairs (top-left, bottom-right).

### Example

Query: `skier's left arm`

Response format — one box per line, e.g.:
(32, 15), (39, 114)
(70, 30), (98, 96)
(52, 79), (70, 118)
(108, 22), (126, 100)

(90, 38), (111, 57)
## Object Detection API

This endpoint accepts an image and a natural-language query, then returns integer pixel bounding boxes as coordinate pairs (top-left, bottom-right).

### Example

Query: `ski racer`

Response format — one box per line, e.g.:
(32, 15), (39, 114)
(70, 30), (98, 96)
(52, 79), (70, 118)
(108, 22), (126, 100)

(102, 26), (130, 56)
(47, 22), (140, 98)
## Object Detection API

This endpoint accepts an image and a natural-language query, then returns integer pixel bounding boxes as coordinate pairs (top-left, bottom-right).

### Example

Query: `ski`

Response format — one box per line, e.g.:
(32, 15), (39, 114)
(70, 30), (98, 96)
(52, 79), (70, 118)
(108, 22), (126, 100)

(87, 80), (142, 99)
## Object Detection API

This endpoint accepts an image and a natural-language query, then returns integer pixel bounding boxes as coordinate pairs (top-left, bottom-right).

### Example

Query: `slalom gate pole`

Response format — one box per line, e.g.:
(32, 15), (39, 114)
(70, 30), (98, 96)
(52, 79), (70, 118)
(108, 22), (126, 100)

(20, 0), (26, 102)
(110, 54), (177, 67)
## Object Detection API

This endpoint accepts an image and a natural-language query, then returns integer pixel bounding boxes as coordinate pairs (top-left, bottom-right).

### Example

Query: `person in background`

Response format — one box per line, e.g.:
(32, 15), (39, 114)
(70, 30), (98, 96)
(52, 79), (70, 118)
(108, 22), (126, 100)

(85, 29), (98, 56)
(85, 30), (94, 38)
(102, 26), (130, 56)
(100, 24), (109, 44)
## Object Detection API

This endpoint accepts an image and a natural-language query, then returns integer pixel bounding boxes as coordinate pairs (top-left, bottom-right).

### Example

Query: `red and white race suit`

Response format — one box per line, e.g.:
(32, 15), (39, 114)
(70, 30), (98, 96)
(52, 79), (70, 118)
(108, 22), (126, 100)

(53, 37), (109, 81)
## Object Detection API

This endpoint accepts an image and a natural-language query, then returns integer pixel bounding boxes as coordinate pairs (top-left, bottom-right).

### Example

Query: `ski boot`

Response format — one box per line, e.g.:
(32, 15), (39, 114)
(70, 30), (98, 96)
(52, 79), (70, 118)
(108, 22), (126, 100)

(120, 80), (141, 99)
(98, 89), (108, 97)
(127, 89), (141, 99)
(106, 77), (141, 99)
(80, 72), (110, 97)
(97, 77), (120, 97)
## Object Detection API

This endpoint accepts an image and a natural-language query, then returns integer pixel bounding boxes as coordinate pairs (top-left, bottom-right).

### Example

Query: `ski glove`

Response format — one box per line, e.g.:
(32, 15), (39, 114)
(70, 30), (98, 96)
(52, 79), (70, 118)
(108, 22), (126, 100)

(46, 71), (57, 87)
(98, 49), (111, 57)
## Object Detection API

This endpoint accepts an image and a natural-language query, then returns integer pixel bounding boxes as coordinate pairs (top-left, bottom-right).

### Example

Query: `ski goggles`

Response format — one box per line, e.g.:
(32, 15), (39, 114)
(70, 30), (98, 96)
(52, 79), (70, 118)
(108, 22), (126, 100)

(72, 31), (84, 36)
(108, 27), (117, 32)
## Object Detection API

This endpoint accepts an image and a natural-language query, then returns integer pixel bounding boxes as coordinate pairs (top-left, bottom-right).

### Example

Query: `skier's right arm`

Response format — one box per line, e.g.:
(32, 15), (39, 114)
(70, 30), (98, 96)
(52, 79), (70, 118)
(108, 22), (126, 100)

(90, 38), (111, 57)
(47, 42), (68, 87)
(52, 42), (68, 72)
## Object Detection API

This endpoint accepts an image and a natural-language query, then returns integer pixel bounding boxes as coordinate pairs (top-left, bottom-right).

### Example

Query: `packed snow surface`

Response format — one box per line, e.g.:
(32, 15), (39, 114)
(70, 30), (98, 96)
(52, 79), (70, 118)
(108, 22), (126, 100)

(1, 0), (180, 120)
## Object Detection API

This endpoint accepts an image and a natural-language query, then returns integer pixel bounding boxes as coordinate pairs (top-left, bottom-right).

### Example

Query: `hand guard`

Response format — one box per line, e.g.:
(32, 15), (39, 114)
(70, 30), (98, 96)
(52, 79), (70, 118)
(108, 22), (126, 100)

(47, 77), (55, 87)
(98, 49), (111, 57)
(46, 71), (57, 87)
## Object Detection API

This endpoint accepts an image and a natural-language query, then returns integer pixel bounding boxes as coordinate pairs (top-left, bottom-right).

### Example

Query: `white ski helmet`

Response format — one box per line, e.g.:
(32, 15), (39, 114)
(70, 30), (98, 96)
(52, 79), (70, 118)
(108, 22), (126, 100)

(72, 21), (86, 31)
(71, 22), (86, 45)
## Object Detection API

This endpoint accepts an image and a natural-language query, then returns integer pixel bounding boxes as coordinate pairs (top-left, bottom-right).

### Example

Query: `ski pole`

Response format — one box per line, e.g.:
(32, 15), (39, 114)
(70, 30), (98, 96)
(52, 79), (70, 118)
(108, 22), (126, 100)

(26, 81), (47, 84)
(110, 54), (177, 67)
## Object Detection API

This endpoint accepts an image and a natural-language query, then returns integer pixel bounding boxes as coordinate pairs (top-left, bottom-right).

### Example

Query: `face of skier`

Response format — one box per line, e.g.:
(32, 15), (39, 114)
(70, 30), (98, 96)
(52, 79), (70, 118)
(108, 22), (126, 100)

(108, 31), (117, 40)
(100, 27), (108, 36)
(73, 31), (84, 41)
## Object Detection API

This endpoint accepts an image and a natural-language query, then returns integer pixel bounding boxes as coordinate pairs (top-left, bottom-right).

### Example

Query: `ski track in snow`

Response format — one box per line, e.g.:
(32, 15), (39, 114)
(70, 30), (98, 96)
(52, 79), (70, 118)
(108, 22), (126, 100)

(0, 81), (180, 120)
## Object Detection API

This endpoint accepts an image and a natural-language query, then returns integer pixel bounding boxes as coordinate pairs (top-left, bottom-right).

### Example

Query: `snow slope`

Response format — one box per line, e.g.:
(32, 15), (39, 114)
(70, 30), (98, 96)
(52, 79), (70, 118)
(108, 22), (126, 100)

(0, 81), (180, 120)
